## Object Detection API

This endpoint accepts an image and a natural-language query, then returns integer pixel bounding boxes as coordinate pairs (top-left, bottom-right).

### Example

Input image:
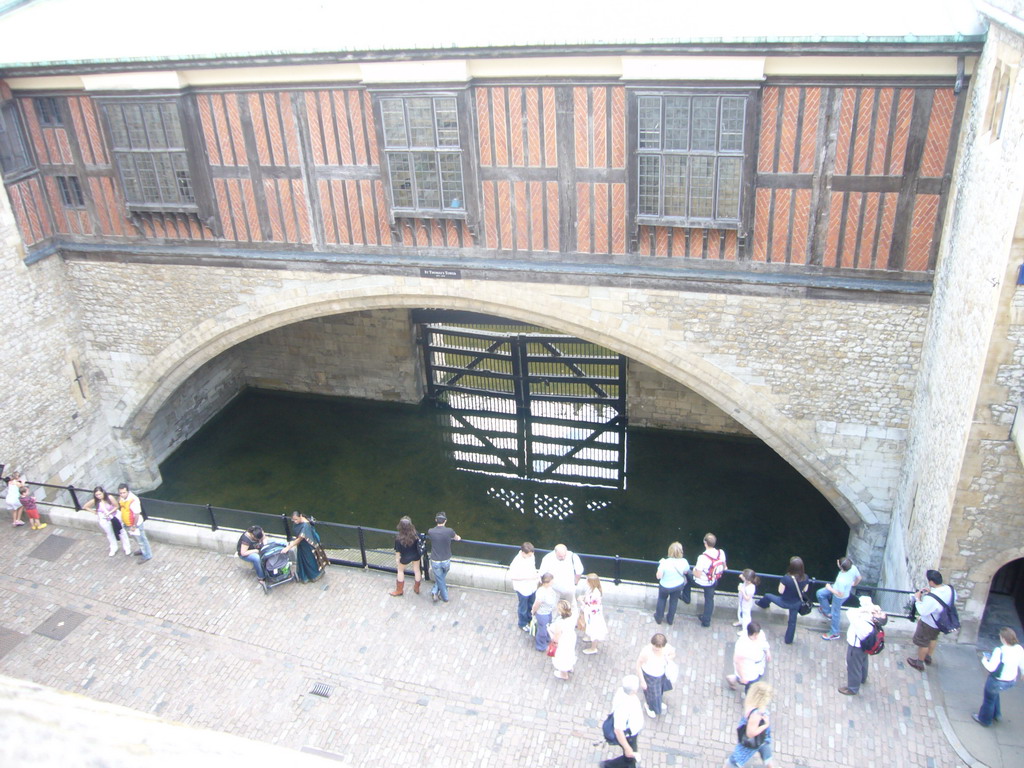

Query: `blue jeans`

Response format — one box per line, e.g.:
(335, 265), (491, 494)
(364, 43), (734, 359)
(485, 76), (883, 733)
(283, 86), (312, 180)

(757, 593), (800, 643)
(517, 591), (536, 628)
(240, 551), (266, 579)
(134, 524), (153, 560)
(534, 612), (552, 651)
(816, 586), (850, 636)
(431, 559), (451, 601)
(655, 583), (684, 625)
(977, 675), (1015, 725)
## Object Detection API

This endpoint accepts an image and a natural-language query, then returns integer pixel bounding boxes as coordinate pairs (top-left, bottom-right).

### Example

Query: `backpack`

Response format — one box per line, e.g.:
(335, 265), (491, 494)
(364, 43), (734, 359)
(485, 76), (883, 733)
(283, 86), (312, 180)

(861, 620), (886, 655)
(702, 549), (726, 583)
(928, 589), (961, 634)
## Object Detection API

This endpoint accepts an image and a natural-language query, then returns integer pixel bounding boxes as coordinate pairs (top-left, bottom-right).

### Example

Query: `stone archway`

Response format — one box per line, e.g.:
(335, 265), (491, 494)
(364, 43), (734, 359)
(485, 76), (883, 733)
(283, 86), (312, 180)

(104, 273), (897, 570)
(960, 547), (1024, 644)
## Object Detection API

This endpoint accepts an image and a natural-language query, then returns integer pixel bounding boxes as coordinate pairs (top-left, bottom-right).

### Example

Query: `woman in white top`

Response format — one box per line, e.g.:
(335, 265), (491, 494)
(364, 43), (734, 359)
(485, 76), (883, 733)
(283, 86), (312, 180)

(532, 572), (559, 652)
(637, 632), (676, 717)
(973, 626), (1024, 726)
(654, 541), (690, 626)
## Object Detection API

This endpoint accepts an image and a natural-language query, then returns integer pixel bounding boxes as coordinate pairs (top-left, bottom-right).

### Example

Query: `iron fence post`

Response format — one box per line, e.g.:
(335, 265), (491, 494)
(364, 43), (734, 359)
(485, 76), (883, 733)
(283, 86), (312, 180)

(67, 485), (82, 511)
(613, 555), (621, 586)
(205, 504), (217, 531)
(357, 526), (368, 568)
(283, 514), (292, 541)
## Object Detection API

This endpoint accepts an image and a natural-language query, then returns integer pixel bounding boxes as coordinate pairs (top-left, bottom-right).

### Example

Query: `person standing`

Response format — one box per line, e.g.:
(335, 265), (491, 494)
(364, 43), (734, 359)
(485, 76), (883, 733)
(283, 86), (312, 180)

(734, 569), (759, 632)
(972, 627), (1024, 726)
(281, 510), (326, 583)
(636, 632), (676, 718)
(724, 682), (776, 768)
(693, 533), (726, 628)
(549, 599), (577, 680)
(601, 675), (644, 768)
(531, 572), (557, 652)
(817, 556), (862, 640)
(907, 569), (955, 671)
(427, 511), (460, 603)
(538, 543), (583, 601)
(83, 486), (131, 556)
(508, 542), (538, 631)
(838, 596), (886, 696)
(6, 471), (26, 526)
(654, 541), (690, 626)
(755, 556), (809, 644)
(117, 483), (151, 563)
(727, 621), (772, 693)
(390, 516), (423, 596)
(579, 573), (608, 655)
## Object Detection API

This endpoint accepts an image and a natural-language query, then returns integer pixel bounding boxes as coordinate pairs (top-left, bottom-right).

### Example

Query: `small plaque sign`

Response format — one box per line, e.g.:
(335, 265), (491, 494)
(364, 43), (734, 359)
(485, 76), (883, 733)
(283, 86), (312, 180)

(420, 267), (462, 280)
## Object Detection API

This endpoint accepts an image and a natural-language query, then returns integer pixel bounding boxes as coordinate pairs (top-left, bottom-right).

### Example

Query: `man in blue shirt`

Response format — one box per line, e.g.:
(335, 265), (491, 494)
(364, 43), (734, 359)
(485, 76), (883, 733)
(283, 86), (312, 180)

(817, 556), (862, 640)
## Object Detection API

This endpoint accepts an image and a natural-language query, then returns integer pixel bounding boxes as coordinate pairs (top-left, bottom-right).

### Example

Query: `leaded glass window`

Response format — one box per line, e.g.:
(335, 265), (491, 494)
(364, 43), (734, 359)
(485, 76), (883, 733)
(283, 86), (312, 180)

(635, 94), (748, 226)
(101, 101), (196, 209)
(380, 95), (465, 214)
(0, 102), (32, 176)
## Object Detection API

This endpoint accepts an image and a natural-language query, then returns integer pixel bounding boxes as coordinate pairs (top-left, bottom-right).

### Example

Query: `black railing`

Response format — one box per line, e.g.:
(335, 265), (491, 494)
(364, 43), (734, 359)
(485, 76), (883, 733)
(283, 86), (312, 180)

(23, 480), (916, 618)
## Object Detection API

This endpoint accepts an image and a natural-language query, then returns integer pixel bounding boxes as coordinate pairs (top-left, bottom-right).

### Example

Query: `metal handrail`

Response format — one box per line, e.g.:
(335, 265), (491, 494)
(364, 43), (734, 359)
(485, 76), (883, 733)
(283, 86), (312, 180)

(21, 480), (916, 617)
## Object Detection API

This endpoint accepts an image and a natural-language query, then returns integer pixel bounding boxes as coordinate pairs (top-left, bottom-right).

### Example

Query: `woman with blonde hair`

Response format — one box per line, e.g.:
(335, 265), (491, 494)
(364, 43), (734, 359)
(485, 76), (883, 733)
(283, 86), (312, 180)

(724, 682), (776, 767)
(389, 516), (422, 596)
(549, 599), (577, 680)
(654, 541), (690, 626)
(579, 573), (608, 655)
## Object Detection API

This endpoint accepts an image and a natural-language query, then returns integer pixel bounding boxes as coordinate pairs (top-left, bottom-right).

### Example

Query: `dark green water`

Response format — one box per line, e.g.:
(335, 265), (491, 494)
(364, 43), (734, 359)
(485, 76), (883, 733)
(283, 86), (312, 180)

(150, 389), (849, 579)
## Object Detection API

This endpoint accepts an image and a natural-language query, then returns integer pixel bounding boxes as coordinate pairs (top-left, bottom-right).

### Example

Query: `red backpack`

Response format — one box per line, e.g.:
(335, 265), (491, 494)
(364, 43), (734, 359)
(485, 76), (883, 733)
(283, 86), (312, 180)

(861, 620), (886, 655)
(702, 549), (726, 583)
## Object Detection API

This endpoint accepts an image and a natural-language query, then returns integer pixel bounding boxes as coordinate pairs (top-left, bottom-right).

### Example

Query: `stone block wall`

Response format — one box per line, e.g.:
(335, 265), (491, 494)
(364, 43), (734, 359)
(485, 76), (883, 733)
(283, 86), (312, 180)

(883, 19), (1024, 637)
(238, 311), (421, 404)
(0, 182), (124, 494)
(627, 360), (753, 436)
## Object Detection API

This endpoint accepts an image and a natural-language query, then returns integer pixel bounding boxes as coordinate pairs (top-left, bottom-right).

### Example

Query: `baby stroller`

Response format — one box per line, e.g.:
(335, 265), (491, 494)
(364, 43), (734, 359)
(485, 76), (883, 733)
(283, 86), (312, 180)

(259, 541), (295, 595)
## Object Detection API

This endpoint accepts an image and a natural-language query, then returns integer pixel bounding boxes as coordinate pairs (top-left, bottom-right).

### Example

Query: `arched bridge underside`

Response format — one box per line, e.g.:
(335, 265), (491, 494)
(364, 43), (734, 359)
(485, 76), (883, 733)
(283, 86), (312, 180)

(71, 264), (927, 572)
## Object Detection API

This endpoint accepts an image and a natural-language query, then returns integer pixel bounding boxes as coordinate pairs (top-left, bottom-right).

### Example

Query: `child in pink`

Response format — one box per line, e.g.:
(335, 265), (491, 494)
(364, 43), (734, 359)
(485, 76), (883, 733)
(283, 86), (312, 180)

(735, 569), (759, 633)
(19, 486), (46, 531)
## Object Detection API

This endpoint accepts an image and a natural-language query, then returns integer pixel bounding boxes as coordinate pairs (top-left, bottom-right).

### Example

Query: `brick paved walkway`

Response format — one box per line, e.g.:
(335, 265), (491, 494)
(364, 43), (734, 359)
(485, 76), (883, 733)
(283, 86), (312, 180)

(0, 526), (965, 767)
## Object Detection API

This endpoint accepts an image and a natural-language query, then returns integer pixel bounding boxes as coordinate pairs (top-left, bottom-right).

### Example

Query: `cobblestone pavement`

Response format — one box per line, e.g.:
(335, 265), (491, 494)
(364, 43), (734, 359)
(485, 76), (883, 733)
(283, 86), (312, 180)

(0, 526), (965, 767)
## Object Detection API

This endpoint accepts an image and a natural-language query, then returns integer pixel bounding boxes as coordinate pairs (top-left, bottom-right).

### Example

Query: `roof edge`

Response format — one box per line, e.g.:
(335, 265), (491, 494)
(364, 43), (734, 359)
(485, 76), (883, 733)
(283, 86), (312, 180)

(0, 38), (988, 79)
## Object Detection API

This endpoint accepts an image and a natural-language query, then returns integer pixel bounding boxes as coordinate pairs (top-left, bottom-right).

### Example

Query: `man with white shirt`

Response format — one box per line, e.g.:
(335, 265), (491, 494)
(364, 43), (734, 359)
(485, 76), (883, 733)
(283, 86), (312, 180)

(907, 569), (955, 671)
(508, 541), (538, 631)
(538, 543), (583, 601)
(601, 675), (644, 768)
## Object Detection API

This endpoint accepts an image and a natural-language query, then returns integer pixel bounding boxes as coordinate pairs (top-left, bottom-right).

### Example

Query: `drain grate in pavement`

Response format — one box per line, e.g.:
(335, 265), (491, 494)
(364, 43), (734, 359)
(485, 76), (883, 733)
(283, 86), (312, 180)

(309, 682), (333, 698)
(33, 608), (87, 641)
(27, 534), (76, 562)
(0, 627), (27, 660)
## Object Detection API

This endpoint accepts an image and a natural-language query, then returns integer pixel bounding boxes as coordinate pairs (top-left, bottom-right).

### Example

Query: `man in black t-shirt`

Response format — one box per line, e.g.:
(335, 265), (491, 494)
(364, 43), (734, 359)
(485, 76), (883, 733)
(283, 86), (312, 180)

(427, 512), (461, 603)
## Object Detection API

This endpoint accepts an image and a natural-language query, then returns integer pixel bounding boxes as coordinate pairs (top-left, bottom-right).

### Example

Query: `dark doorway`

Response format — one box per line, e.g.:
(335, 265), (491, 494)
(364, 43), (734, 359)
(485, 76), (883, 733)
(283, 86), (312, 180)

(979, 558), (1024, 649)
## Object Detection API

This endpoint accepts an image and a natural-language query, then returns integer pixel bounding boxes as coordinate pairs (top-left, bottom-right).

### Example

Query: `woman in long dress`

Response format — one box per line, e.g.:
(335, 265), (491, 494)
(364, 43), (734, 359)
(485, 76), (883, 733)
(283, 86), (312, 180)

(282, 510), (324, 583)
(579, 573), (608, 655)
(550, 599), (577, 680)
